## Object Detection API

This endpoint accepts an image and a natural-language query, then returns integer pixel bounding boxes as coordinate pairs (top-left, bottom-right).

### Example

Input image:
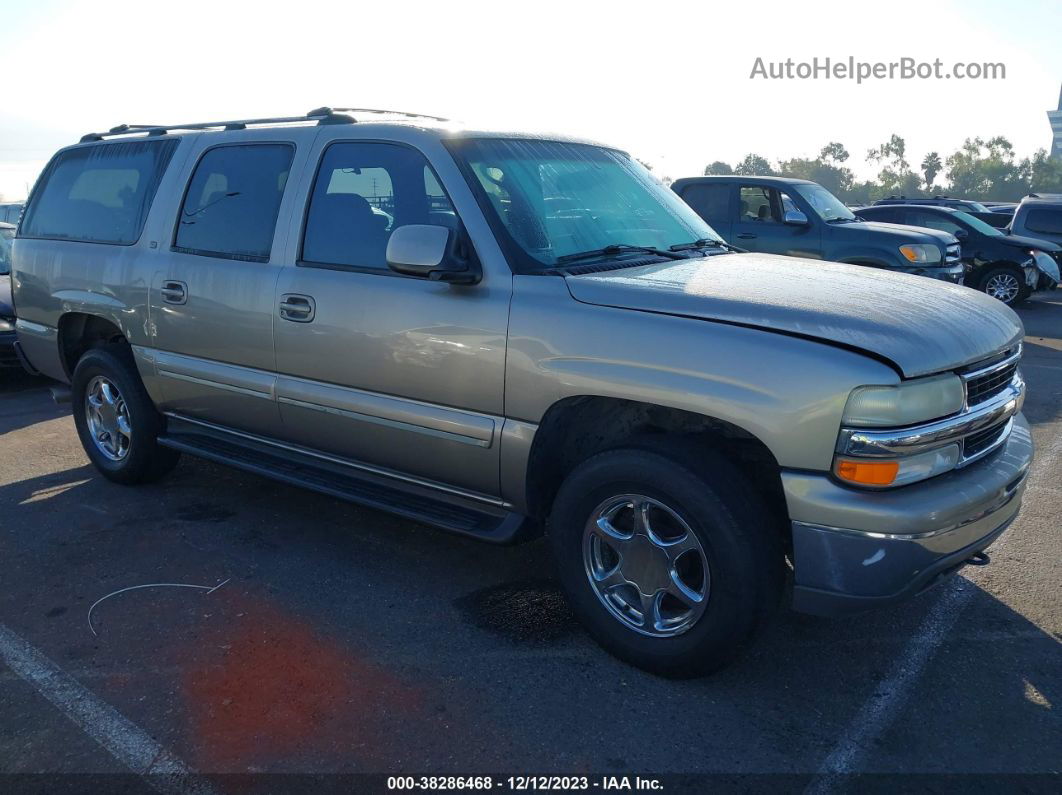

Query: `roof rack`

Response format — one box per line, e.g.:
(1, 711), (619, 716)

(79, 106), (450, 143)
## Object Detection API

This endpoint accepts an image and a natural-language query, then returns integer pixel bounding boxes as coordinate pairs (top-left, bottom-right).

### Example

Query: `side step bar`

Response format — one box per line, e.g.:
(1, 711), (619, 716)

(158, 420), (535, 545)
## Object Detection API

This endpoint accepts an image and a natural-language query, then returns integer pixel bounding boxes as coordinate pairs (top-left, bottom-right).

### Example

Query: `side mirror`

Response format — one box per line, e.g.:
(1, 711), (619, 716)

(386, 224), (480, 284)
(953, 228), (969, 240)
(784, 209), (809, 226)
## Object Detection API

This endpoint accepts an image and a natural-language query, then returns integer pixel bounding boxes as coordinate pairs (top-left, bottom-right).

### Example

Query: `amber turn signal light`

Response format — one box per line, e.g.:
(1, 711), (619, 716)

(835, 458), (900, 486)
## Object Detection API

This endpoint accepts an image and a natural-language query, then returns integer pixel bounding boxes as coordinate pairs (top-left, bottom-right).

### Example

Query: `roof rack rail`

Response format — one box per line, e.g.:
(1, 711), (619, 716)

(80, 107), (449, 143)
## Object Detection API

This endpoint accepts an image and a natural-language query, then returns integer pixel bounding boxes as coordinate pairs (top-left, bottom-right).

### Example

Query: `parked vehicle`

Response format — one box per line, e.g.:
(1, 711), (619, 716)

(672, 176), (964, 282)
(874, 195), (991, 213)
(12, 110), (1033, 676)
(855, 205), (1060, 305)
(0, 203), (24, 224)
(984, 202), (1018, 216)
(0, 222), (17, 367)
(1010, 194), (1062, 249)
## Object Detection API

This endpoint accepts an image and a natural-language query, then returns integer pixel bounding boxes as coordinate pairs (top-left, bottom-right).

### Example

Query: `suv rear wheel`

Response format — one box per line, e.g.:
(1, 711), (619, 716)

(980, 266), (1030, 306)
(548, 440), (783, 677)
(71, 345), (180, 484)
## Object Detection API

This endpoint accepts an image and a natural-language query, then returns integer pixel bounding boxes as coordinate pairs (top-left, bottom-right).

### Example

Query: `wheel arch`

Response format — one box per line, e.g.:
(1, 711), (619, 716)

(523, 395), (788, 543)
(57, 312), (128, 378)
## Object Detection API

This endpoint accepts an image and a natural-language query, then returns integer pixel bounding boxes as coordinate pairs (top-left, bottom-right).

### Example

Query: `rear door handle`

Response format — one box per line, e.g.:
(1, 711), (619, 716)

(279, 293), (316, 323)
(160, 280), (187, 304)
(736, 233), (757, 240)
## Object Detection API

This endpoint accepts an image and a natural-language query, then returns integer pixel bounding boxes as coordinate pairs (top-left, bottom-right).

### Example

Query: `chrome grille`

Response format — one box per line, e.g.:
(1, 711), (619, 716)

(962, 346), (1021, 408)
(945, 243), (962, 265)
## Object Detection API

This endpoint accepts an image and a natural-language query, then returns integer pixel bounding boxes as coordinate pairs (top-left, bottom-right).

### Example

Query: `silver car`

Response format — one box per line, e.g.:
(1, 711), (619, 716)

(10, 109), (1033, 676)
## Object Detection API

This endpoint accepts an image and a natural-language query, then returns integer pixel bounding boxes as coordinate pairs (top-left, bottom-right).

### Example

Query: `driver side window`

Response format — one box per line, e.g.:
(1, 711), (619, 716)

(739, 186), (781, 223)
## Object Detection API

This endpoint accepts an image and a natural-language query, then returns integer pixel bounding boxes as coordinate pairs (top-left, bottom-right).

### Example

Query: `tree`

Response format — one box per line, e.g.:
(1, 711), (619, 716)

(819, 142), (849, 165)
(945, 137), (1027, 200)
(921, 152), (942, 192)
(704, 161), (732, 176)
(866, 134), (921, 197)
(1026, 149), (1062, 195)
(777, 141), (855, 198)
(734, 154), (774, 176)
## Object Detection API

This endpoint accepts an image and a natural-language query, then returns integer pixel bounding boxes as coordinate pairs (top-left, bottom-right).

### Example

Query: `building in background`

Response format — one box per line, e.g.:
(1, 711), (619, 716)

(1050, 83), (1062, 158)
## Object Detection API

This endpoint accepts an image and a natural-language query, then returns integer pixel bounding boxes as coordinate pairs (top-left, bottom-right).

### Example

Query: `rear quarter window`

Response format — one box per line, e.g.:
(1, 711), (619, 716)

(1022, 208), (1062, 236)
(20, 140), (178, 245)
(680, 183), (730, 225)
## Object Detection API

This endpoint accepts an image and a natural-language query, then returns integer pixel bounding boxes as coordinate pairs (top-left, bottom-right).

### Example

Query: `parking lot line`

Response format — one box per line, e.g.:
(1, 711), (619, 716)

(804, 423), (1062, 794)
(0, 622), (217, 795)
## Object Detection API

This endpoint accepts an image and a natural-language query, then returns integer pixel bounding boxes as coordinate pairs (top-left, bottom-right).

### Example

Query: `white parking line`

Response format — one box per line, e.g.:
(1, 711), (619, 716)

(0, 622), (217, 795)
(804, 427), (1062, 794)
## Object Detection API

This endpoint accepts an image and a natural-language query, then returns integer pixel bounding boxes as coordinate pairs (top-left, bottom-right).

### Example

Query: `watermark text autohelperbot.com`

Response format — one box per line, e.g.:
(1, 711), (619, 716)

(750, 57), (1005, 84)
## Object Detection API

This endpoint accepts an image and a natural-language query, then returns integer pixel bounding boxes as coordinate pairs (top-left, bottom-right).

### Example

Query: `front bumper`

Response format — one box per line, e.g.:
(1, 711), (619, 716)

(785, 413), (1033, 616)
(910, 263), (965, 284)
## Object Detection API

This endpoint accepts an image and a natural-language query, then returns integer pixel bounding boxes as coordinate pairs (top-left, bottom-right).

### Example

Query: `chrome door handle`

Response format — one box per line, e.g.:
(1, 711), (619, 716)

(161, 280), (187, 304)
(279, 293), (316, 323)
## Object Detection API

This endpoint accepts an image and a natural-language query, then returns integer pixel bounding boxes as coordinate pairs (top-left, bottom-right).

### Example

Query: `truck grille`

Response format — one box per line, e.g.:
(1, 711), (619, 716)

(962, 346), (1021, 408)
(945, 243), (962, 265)
(962, 420), (1012, 461)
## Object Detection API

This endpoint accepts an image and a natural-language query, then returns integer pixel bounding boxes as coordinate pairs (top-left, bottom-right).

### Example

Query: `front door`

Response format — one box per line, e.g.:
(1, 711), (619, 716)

(733, 184), (819, 258)
(272, 140), (509, 497)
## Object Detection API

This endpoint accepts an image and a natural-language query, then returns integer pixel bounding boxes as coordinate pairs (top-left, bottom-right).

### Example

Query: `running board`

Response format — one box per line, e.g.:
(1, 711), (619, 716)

(158, 421), (534, 544)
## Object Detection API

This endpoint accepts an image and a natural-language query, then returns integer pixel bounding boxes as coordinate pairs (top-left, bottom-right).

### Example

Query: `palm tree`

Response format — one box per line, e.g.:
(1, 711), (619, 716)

(921, 152), (942, 193)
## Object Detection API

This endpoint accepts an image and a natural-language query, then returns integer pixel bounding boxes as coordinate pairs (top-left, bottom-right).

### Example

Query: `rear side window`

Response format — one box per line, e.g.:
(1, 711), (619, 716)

(301, 141), (456, 270)
(20, 140), (177, 244)
(174, 143), (294, 262)
(680, 184), (730, 225)
(1023, 208), (1062, 236)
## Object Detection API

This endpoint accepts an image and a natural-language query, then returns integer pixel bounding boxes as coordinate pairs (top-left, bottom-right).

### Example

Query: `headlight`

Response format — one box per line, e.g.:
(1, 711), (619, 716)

(0, 318), (13, 332)
(835, 443), (961, 488)
(841, 374), (964, 428)
(899, 244), (942, 264)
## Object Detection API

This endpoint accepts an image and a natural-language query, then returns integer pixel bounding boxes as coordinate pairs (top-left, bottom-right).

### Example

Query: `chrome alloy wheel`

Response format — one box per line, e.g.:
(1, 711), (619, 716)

(582, 494), (710, 637)
(85, 375), (132, 461)
(985, 272), (1021, 303)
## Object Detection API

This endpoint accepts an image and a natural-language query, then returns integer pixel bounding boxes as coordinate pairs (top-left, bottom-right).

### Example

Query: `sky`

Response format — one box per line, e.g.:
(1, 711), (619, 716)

(1, 0), (1061, 200)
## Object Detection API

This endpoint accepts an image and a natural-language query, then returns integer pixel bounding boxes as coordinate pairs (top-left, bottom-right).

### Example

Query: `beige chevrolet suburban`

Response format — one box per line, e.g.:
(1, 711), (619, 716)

(10, 108), (1033, 676)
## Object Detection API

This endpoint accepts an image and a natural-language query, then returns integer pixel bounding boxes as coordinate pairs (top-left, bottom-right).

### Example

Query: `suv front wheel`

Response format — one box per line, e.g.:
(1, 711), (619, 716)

(980, 265), (1030, 306)
(548, 440), (783, 677)
(71, 345), (180, 484)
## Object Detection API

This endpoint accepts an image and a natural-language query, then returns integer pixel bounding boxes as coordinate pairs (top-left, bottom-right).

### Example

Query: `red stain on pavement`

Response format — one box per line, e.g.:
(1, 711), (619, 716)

(183, 594), (424, 772)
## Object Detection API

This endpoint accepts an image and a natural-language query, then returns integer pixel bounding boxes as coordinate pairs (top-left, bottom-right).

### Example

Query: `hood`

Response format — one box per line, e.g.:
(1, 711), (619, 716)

(564, 253), (1023, 378)
(996, 233), (1062, 253)
(856, 221), (958, 246)
(0, 275), (12, 319)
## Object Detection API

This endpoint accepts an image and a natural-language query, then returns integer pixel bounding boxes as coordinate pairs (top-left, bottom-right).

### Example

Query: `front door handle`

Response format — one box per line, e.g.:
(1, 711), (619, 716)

(279, 293), (316, 323)
(736, 233), (757, 240)
(160, 280), (187, 305)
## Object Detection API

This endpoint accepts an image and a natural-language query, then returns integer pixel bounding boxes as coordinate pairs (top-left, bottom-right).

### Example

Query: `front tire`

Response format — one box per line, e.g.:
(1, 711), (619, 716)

(980, 266), (1030, 306)
(71, 345), (180, 484)
(548, 440), (783, 677)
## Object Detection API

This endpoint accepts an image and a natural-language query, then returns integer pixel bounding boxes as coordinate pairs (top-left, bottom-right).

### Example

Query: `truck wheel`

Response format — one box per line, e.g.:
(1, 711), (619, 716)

(980, 266), (1030, 306)
(548, 440), (783, 677)
(71, 345), (180, 484)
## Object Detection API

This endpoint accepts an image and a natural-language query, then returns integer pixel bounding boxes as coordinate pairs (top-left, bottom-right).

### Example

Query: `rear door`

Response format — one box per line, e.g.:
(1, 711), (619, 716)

(146, 131), (310, 435)
(676, 182), (734, 240)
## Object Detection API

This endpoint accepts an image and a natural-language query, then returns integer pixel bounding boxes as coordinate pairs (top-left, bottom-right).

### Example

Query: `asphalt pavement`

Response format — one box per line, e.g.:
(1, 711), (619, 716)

(0, 294), (1059, 794)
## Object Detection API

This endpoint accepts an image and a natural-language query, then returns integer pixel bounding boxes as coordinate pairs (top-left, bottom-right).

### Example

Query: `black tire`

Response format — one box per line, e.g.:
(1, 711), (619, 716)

(979, 266), (1030, 306)
(71, 344), (180, 484)
(548, 438), (783, 678)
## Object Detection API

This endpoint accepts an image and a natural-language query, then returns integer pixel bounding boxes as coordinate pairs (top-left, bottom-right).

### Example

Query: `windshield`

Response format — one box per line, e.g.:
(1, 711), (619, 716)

(953, 210), (1003, 237)
(449, 138), (722, 268)
(0, 229), (13, 275)
(793, 183), (856, 222)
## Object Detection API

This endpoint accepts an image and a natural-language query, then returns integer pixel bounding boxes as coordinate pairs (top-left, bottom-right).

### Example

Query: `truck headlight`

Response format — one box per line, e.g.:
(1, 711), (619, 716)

(841, 374), (965, 428)
(899, 244), (942, 264)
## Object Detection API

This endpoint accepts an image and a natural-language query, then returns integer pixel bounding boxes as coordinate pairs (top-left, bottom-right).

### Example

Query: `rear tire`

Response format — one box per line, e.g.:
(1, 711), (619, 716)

(548, 439), (783, 677)
(71, 345), (180, 484)
(979, 266), (1030, 306)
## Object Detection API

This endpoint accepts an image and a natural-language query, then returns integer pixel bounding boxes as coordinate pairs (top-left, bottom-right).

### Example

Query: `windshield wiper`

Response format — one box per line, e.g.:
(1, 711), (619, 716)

(669, 238), (742, 253)
(555, 244), (686, 265)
